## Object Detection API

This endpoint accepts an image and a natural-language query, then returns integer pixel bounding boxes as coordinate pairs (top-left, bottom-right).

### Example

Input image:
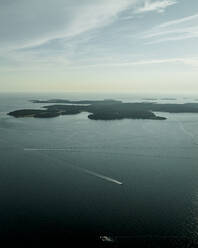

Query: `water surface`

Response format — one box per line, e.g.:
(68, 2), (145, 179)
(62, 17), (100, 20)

(1, 92), (198, 238)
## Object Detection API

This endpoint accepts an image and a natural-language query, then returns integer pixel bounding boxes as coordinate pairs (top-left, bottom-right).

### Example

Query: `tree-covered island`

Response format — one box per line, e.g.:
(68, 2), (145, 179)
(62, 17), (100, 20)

(8, 99), (198, 121)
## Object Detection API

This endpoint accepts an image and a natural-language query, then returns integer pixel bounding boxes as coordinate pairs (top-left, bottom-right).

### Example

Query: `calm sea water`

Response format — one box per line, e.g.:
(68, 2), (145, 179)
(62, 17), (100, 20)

(0, 92), (198, 238)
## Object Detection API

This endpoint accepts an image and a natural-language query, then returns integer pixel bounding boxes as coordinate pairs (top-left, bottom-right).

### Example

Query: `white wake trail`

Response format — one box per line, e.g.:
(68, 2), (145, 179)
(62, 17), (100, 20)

(24, 148), (123, 185)
(81, 168), (123, 185)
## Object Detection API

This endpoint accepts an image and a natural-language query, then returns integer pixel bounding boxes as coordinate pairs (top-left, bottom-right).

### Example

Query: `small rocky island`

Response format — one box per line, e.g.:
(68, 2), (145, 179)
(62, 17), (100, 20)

(8, 99), (198, 121)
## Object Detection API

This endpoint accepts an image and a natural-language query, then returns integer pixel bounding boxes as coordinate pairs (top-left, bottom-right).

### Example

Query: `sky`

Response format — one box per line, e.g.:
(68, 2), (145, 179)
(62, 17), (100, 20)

(0, 0), (198, 94)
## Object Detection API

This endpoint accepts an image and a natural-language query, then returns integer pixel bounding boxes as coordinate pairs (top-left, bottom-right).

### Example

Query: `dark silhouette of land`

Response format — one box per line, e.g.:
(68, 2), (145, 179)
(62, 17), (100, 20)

(160, 98), (177, 100)
(8, 99), (198, 120)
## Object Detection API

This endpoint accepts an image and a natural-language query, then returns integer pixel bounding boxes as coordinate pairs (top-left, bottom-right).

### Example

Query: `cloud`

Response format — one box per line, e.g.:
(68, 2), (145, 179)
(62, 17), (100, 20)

(0, 0), (137, 52)
(158, 13), (198, 28)
(2, 56), (198, 72)
(66, 57), (198, 68)
(131, 57), (198, 67)
(1, 0), (197, 75)
(141, 13), (198, 43)
(136, 0), (177, 13)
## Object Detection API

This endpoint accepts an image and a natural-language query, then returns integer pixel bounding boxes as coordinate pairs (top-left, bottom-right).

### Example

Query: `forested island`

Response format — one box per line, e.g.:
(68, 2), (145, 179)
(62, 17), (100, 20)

(8, 99), (198, 121)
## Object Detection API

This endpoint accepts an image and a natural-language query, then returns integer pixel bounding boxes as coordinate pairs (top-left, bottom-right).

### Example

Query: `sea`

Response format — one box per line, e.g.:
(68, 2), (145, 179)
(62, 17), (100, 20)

(0, 92), (198, 239)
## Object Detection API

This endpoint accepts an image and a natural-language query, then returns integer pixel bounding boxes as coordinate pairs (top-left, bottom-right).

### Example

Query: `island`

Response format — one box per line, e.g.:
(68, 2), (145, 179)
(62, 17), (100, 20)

(142, 98), (158, 101)
(8, 99), (198, 121)
(160, 98), (177, 100)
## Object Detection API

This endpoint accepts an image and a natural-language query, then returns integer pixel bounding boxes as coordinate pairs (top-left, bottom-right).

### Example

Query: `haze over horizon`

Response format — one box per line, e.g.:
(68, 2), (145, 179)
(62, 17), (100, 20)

(0, 0), (198, 93)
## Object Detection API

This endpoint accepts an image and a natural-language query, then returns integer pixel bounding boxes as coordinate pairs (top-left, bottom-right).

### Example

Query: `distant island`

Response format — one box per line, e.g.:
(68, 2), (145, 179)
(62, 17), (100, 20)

(8, 99), (198, 121)
(142, 98), (158, 101)
(160, 98), (177, 100)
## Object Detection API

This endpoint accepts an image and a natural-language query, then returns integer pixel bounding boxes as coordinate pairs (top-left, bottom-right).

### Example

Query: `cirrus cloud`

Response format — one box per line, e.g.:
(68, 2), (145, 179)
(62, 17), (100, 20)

(135, 0), (177, 13)
(0, 0), (137, 51)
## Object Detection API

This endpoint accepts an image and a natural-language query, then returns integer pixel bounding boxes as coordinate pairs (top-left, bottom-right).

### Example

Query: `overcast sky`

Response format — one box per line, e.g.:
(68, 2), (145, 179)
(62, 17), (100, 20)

(0, 0), (198, 93)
